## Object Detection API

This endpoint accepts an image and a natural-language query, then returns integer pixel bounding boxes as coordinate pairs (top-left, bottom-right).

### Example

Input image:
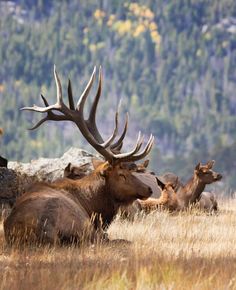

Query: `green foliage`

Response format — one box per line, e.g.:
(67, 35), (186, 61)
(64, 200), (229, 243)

(0, 0), (235, 188)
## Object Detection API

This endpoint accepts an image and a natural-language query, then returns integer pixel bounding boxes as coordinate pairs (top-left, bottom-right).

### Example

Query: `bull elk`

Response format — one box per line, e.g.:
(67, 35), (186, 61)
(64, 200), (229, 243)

(4, 66), (154, 246)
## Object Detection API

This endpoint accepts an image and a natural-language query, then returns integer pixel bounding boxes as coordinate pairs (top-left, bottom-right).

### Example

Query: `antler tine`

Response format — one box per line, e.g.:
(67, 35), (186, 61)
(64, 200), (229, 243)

(85, 66), (103, 143)
(21, 66), (64, 113)
(28, 116), (49, 130)
(77, 66), (96, 113)
(111, 142), (123, 154)
(88, 66), (102, 124)
(27, 94), (70, 130)
(68, 79), (75, 110)
(110, 112), (129, 150)
(41, 94), (49, 107)
(85, 69), (126, 152)
(111, 132), (144, 161)
(28, 114), (70, 130)
(111, 134), (154, 163)
(126, 135), (154, 162)
(100, 111), (119, 148)
(54, 65), (63, 106)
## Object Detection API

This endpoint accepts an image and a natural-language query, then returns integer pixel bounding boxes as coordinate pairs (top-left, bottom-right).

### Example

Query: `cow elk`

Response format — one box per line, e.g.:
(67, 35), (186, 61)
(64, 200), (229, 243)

(4, 66), (154, 246)
(174, 160), (222, 210)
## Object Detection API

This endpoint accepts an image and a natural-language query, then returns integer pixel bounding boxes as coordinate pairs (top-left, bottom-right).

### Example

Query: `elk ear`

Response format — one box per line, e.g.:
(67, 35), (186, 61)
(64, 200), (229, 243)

(142, 160), (149, 168)
(156, 177), (166, 190)
(64, 162), (72, 175)
(92, 158), (104, 170)
(172, 176), (179, 189)
(206, 160), (215, 169)
(195, 163), (201, 171)
(98, 162), (112, 177)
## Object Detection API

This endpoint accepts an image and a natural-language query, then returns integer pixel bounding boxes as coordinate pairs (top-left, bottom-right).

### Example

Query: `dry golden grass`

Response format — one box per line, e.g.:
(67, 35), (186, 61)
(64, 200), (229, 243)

(0, 198), (236, 290)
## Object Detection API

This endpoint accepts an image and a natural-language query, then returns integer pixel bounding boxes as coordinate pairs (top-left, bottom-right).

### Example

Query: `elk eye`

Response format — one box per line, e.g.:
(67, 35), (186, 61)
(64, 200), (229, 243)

(119, 174), (126, 181)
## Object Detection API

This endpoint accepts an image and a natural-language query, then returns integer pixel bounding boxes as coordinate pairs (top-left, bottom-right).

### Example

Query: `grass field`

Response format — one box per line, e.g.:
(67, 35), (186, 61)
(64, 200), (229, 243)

(0, 198), (236, 290)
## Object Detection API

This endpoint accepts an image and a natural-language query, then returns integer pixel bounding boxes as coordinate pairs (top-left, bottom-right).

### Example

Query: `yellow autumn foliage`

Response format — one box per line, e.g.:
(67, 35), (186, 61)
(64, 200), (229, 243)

(107, 14), (116, 27)
(83, 27), (89, 34)
(14, 80), (21, 87)
(93, 9), (106, 20)
(143, 7), (154, 19)
(133, 23), (146, 37)
(129, 3), (154, 19)
(0, 84), (5, 93)
(30, 140), (43, 149)
(89, 42), (105, 53)
(89, 44), (97, 52)
(113, 20), (132, 36)
(149, 22), (158, 31)
(151, 30), (161, 45)
(92, 3), (161, 47)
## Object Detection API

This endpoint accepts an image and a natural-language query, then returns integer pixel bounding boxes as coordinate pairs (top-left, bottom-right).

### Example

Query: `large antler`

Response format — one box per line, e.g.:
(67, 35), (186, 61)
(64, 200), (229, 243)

(22, 66), (154, 164)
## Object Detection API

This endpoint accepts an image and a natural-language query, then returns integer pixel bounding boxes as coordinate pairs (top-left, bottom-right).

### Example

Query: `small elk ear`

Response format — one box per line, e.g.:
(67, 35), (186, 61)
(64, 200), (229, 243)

(156, 177), (166, 190)
(64, 162), (72, 174)
(92, 158), (104, 170)
(206, 160), (215, 169)
(142, 160), (149, 168)
(99, 162), (112, 177)
(172, 176), (179, 189)
(195, 163), (201, 171)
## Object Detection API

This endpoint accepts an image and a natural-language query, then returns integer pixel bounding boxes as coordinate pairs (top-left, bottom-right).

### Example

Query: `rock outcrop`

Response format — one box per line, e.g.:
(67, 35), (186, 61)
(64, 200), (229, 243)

(0, 147), (97, 205)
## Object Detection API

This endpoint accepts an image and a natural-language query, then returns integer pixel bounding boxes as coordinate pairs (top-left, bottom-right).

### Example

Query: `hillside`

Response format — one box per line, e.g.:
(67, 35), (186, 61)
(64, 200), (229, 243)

(0, 0), (235, 188)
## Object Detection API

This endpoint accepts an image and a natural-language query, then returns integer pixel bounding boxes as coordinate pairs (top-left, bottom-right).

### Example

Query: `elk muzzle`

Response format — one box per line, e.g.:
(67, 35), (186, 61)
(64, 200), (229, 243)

(132, 172), (154, 199)
(214, 173), (222, 181)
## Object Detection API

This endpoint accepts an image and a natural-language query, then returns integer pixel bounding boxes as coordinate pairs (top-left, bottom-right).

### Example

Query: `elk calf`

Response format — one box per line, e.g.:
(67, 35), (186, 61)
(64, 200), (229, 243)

(138, 177), (179, 213)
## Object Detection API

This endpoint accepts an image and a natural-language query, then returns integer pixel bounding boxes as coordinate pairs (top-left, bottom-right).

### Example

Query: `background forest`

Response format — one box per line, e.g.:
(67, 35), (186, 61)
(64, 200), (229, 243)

(0, 0), (235, 190)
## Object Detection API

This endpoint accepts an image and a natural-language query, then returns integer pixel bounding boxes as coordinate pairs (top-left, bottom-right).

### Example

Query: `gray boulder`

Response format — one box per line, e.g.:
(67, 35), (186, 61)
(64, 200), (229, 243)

(0, 147), (97, 205)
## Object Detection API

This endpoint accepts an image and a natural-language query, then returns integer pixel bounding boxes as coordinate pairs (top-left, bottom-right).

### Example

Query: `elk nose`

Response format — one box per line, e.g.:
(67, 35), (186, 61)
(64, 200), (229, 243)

(150, 171), (155, 175)
(217, 174), (222, 180)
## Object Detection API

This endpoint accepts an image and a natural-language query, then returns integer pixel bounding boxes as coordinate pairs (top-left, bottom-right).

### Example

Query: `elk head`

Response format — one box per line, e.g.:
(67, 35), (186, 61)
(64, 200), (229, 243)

(194, 160), (222, 184)
(155, 177), (179, 210)
(22, 66), (154, 203)
(92, 160), (152, 202)
(64, 162), (91, 179)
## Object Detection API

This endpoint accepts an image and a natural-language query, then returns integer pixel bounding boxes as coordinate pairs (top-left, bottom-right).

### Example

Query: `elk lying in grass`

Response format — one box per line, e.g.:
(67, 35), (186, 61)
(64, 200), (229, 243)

(138, 160), (222, 212)
(138, 177), (179, 213)
(63, 159), (158, 219)
(4, 66), (154, 246)
(173, 160), (222, 210)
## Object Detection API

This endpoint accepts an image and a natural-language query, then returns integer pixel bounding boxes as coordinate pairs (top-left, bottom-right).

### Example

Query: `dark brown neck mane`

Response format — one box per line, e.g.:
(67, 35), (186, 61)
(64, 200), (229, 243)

(54, 171), (125, 229)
